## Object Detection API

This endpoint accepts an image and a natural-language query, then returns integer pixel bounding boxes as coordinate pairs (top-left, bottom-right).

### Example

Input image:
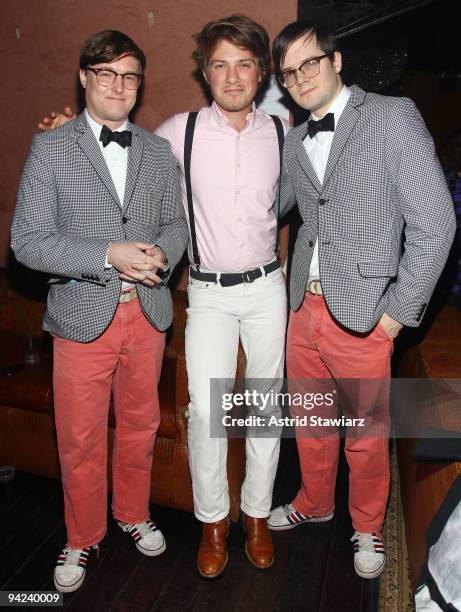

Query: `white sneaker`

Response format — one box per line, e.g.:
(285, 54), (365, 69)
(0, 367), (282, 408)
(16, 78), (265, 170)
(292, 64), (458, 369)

(268, 503), (334, 531)
(54, 544), (98, 593)
(351, 531), (386, 579)
(117, 518), (166, 556)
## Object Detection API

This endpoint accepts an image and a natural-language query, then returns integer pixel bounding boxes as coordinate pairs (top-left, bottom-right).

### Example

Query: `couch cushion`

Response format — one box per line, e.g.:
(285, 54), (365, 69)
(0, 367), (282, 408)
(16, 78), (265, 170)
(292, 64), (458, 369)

(0, 332), (177, 439)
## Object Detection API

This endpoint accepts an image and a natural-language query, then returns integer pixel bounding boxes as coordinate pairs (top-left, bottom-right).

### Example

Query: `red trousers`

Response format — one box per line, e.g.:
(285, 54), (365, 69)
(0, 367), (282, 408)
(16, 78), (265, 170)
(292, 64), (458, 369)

(287, 293), (393, 533)
(53, 298), (165, 548)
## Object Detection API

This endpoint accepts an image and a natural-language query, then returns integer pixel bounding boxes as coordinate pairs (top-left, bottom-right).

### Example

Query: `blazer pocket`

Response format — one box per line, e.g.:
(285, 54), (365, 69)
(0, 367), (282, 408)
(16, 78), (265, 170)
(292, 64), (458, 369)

(357, 259), (398, 278)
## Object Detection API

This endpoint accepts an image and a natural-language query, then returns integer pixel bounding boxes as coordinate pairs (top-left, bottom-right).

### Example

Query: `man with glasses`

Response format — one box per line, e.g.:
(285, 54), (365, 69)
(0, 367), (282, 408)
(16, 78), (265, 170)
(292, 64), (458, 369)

(267, 21), (455, 579)
(34, 15), (289, 580)
(11, 30), (187, 592)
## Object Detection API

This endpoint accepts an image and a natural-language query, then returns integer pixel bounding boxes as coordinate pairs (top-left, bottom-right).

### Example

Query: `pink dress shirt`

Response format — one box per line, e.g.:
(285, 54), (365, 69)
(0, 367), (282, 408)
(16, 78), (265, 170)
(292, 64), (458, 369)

(155, 102), (290, 273)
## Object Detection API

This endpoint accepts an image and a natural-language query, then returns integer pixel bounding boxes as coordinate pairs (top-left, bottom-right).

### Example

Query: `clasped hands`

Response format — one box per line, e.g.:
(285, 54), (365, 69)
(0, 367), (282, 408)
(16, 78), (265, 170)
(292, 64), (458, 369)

(108, 242), (168, 287)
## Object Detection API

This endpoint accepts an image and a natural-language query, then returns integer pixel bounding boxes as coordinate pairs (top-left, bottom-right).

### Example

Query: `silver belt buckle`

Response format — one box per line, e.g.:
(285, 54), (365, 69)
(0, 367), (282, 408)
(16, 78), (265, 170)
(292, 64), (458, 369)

(119, 288), (138, 303)
(308, 280), (323, 296)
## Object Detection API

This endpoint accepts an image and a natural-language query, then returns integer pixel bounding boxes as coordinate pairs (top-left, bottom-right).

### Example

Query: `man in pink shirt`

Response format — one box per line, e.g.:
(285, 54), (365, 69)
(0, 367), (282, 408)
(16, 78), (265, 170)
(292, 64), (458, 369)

(155, 16), (288, 578)
(38, 15), (289, 578)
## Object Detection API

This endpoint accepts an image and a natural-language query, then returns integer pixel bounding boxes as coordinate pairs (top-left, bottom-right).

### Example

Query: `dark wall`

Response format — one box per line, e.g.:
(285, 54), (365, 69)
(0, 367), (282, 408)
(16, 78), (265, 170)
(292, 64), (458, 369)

(1, 0), (297, 265)
(402, 72), (461, 160)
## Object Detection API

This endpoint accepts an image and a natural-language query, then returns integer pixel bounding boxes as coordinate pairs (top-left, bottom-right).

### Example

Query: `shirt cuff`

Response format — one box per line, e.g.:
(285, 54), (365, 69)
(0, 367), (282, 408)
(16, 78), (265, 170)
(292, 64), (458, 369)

(104, 243), (112, 269)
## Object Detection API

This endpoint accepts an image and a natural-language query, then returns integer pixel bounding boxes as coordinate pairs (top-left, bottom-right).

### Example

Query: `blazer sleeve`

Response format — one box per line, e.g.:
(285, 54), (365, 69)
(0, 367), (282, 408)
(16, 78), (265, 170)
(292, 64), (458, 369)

(384, 97), (456, 326)
(278, 143), (297, 218)
(11, 133), (111, 285)
(152, 142), (188, 277)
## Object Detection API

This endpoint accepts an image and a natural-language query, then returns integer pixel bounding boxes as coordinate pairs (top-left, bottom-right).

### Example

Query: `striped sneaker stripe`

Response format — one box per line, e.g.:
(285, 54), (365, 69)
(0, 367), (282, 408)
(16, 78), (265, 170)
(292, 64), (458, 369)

(287, 510), (310, 524)
(56, 546), (92, 567)
(129, 528), (142, 542)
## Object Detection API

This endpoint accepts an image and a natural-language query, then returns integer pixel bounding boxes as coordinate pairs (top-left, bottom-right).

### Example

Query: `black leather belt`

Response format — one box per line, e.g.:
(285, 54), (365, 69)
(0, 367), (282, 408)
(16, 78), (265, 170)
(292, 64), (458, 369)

(190, 260), (280, 287)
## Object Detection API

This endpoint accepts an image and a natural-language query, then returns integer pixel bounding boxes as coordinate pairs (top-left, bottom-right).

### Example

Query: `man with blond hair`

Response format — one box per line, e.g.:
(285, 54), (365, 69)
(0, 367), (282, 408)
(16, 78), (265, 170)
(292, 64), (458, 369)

(40, 16), (290, 578)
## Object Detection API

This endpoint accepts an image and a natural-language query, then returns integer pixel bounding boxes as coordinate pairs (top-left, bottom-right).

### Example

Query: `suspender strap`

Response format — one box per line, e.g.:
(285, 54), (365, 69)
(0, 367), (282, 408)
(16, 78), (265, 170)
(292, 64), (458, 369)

(184, 111), (200, 267)
(271, 114), (284, 162)
(270, 114), (284, 256)
(185, 112), (284, 266)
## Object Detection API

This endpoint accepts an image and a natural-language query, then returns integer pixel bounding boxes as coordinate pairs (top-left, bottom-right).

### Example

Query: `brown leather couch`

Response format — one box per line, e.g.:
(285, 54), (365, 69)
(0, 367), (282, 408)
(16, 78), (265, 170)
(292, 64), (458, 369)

(395, 304), (461, 588)
(0, 268), (246, 521)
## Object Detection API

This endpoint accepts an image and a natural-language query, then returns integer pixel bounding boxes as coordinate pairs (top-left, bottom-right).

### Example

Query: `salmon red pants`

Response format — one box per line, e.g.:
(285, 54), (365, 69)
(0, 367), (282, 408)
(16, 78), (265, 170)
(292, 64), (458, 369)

(53, 298), (165, 548)
(287, 292), (393, 533)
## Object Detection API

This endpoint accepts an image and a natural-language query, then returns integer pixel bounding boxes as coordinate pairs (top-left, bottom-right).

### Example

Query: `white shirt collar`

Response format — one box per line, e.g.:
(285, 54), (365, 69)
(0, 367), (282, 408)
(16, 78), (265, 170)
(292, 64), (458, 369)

(311, 84), (351, 122)
(85, 108), (128, 141)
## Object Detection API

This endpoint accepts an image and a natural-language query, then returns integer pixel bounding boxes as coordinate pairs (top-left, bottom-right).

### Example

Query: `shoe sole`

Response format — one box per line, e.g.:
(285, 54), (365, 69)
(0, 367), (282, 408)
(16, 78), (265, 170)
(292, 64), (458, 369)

(54, 571), (85, 593)
(245, 543), (274, 569)
(268, 513), (334, 531)
(198, 552), (228, 579)
(136, 539), (166, 557)
(354, 556), (386, 579)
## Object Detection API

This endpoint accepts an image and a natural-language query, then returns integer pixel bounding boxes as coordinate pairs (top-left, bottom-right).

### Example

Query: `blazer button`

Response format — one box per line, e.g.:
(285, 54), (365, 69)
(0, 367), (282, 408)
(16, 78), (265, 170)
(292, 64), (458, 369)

(122, 216), (128, 224)
(318, 198), (326, 206)
(309, 240), (314, 247)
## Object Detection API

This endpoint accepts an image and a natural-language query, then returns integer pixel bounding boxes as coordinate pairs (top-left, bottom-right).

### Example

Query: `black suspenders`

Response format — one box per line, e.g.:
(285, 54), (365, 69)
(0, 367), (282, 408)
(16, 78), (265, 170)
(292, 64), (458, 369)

(183, 112), (285, 269)
(184, 111), (200, 267)
(270, 114), (284, 256)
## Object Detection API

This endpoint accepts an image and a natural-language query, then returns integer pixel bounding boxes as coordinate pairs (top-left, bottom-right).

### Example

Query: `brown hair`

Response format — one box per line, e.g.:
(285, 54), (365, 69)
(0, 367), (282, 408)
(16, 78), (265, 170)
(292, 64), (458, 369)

(192, 14), (270, 83)
(79, 30), (146, 72)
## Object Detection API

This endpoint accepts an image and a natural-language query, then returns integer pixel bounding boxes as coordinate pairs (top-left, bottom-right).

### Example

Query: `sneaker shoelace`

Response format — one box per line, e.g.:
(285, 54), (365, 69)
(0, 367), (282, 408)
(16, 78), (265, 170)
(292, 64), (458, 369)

(351, 531), (384, 553)
(57, 544), (97, 568)
(120, 519), (157, 542)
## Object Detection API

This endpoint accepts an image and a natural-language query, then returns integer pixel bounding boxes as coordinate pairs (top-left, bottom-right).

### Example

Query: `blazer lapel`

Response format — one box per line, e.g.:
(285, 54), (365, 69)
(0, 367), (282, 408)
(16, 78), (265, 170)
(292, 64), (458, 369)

(122, 122), (143, 211)
(74, 113), (121, 206)
(295, 126), (322, 193)
(322, 85), (365, 187)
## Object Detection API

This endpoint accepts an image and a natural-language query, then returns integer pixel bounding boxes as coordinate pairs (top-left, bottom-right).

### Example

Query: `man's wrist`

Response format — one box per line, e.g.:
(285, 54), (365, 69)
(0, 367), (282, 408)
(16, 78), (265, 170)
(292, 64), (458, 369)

(153, 244), (168, 266)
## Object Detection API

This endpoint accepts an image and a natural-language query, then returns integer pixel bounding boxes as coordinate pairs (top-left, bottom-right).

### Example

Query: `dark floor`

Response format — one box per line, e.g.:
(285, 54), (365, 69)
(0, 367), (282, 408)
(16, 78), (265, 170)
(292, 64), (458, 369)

(0, 439), (378, 612)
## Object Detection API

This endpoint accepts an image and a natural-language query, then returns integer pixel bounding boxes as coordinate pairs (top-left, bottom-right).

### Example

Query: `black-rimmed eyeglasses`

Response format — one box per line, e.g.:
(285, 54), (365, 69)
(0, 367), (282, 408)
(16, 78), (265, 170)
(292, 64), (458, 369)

(86, 67), (143, 90)
(279, 53), (332, 88)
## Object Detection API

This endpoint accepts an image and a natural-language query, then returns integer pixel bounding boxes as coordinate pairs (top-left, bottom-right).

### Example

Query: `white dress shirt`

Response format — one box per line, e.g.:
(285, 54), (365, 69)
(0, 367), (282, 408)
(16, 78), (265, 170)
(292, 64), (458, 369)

(85, 109), (133, 291)
(304, 85), (351, 285)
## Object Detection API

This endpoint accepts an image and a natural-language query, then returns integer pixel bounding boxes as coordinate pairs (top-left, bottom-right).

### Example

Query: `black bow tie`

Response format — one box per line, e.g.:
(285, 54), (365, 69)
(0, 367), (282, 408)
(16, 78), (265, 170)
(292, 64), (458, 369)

(100, 124), (132, 148)
(307, 113), (335, 139)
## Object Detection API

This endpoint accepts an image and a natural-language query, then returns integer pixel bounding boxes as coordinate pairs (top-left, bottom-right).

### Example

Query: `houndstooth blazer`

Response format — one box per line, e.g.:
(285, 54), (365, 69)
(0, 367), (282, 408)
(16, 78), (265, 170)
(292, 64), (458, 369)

(280, 85), (456, 332)
(11, 112), (188, 342)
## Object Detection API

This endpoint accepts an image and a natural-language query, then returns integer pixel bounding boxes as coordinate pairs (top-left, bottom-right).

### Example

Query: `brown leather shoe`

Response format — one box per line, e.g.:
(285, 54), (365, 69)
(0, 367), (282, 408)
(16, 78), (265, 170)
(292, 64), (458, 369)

(197, 517), (230, 578)
(243, 513), (274, 569)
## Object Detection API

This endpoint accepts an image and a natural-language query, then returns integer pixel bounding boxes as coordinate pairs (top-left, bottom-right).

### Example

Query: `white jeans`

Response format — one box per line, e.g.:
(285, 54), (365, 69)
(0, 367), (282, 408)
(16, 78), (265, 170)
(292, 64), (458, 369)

(185, 266), (287, 522)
